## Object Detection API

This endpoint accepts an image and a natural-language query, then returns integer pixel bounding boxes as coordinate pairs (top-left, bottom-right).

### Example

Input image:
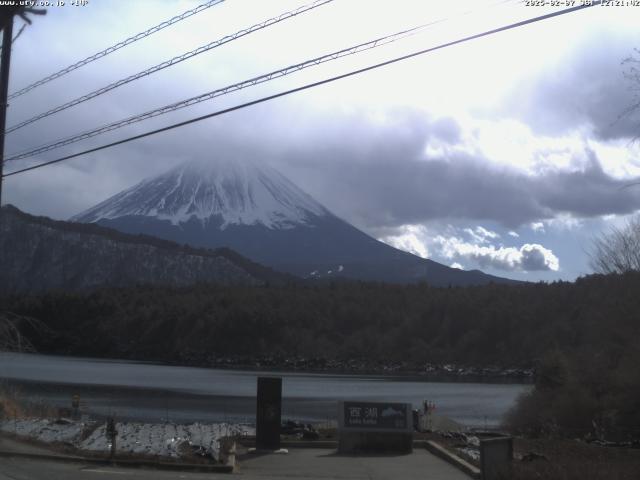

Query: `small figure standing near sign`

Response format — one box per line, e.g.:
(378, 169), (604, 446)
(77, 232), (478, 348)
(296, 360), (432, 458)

(71, 394), (80, 420)
(423, 400), (436, 431)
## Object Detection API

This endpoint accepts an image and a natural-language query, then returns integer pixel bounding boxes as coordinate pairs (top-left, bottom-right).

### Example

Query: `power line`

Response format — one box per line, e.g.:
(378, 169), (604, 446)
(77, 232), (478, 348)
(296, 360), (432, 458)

(7, 0), (225, 100)
(4, 0), (506, 163)
(2, 2), (598, 179)
(6, 0), (335, 135)
(5, 25), (436, 160)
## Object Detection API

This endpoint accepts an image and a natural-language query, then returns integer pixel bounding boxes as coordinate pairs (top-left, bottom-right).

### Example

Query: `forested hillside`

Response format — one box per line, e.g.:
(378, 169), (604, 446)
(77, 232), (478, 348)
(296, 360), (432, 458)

(3, 272), (638, 373)
(0, 205), (290, 292)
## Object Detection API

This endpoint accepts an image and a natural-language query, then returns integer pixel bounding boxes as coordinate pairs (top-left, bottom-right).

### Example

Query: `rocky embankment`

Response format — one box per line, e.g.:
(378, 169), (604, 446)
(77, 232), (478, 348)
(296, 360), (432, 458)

(172, 353), (533, 380)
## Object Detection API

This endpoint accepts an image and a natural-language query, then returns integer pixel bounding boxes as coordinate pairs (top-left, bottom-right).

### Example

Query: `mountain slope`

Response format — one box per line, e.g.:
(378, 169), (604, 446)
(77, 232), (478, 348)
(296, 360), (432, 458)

(72, 158), (517, 286)
(74, 157), (328, 229)
(0, 205), (289, 292)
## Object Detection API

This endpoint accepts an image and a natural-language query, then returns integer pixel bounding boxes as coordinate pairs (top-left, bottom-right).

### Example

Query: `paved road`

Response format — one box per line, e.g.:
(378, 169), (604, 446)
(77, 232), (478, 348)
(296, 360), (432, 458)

(0, 449), (471, 480)
(238, 448), (471, 479)
(0, 458), (221, 480)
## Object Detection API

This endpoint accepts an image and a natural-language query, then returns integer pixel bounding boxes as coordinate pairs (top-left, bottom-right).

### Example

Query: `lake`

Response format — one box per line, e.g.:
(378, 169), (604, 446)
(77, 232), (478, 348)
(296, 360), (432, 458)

(0, 352), (529, 427)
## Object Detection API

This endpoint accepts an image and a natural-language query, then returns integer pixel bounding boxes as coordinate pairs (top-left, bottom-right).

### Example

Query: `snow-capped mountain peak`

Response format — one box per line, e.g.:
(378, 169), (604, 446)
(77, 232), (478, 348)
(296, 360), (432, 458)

(72, 158), (328, 229)
(71, 157), (516, 286)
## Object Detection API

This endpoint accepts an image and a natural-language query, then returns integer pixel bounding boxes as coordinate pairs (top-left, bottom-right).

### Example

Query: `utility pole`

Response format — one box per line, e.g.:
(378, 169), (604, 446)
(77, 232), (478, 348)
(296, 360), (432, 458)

(0, 16), (14, 207)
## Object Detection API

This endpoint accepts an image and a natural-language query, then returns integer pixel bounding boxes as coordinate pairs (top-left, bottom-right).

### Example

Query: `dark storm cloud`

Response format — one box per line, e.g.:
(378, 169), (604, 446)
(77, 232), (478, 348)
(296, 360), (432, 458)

(502, 31), (640, 140)
(4, 3), (640, 230)
(537, 149), (640, 216)
(429, 116), (461, 144)
(8, 102), (640, 229)
(275, 111), (640, 231)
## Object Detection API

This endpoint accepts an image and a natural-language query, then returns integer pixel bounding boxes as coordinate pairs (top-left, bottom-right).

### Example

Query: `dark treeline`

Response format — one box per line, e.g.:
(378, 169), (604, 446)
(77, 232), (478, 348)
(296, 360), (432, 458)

(3, 272), (640, 438)
(2, 272), (639, 374)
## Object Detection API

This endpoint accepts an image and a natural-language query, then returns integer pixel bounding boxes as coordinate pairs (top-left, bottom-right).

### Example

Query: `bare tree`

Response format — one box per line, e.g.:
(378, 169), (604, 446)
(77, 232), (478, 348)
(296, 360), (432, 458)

(0, 312), (47, 353)
(0, 5), (46, 32)
(621, 49), (640, 124)
(590, 215), (640, 274)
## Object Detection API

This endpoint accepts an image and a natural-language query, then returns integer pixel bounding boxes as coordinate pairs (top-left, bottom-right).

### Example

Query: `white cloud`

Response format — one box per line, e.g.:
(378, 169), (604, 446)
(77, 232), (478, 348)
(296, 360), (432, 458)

(508, 231), (519, 237)
(434, 235), (559, 272)
(530, 222), (546, 233)
(468, 118), (590, 176)
(519, 244), (560, 272)
(380, 224), (430, 259)
(463, 226), (500, 244)
(544, 215), (584, 231)
(379, 223), (559, 272)
(589, 139), (640, 180)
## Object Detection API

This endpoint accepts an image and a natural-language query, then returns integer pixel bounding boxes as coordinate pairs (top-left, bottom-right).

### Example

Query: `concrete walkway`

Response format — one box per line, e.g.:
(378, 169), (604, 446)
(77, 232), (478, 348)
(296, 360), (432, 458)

(0, 449), (472, 480)
(237, 448), (472, 479)
(0, 457), (223, 480)
(0, 434), (473, 480)
(0, 434), (70, 457)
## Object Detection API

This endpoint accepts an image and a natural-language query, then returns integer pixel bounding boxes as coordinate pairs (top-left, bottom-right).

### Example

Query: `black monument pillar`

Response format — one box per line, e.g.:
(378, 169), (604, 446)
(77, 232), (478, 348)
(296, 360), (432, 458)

(256, 377), (282, 450)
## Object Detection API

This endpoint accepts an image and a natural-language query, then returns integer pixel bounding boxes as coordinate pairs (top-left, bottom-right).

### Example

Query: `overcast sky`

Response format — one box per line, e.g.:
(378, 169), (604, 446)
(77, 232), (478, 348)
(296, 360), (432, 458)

(3, 0), (640, 282)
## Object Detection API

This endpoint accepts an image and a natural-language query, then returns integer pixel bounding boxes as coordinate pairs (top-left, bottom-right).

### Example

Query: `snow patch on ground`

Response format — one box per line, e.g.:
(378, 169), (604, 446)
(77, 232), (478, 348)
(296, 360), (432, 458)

(457, 446), (480, 461)
(0, 419), (254, 460)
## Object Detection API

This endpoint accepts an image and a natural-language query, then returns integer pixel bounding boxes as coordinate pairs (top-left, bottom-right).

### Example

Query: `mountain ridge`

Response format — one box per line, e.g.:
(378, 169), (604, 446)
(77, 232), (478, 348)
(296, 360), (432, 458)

(0, 204), (292, 292)
(72, 158), (519, 286)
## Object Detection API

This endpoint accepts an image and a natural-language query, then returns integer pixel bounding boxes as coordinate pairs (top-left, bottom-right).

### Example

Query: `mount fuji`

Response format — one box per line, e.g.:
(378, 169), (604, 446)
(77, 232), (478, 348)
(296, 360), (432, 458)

(72, 158), (514, 286)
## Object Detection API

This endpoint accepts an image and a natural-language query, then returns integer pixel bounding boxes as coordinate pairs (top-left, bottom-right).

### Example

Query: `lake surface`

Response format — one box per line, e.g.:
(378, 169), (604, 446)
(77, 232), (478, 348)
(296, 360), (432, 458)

(0, 352), (529, 427)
